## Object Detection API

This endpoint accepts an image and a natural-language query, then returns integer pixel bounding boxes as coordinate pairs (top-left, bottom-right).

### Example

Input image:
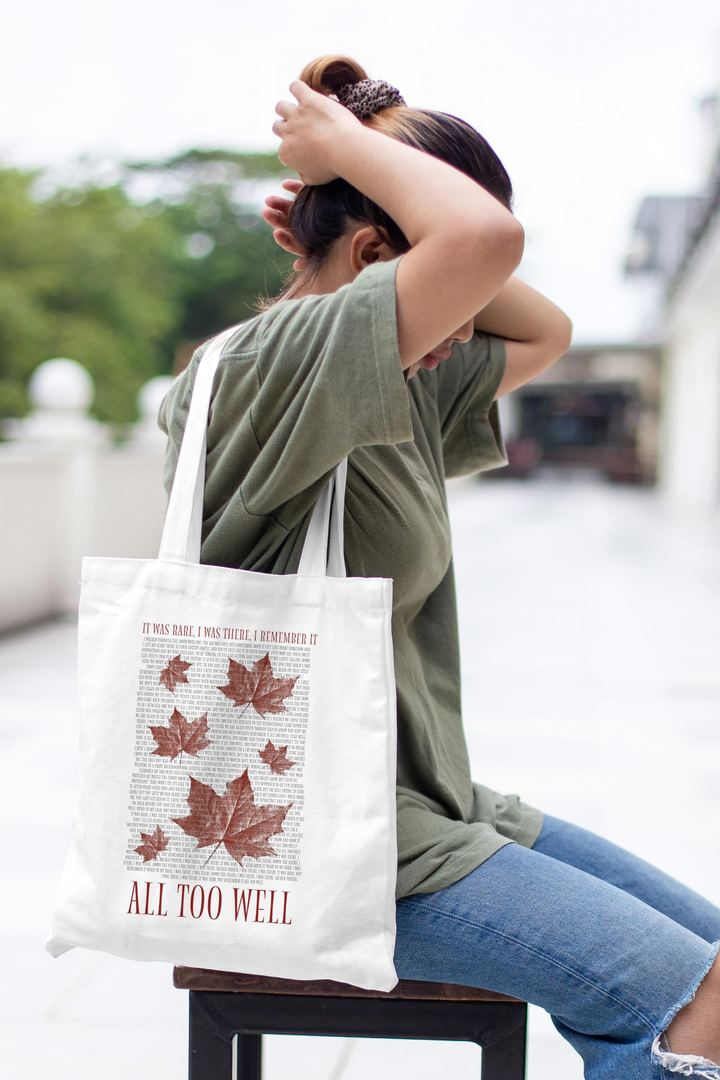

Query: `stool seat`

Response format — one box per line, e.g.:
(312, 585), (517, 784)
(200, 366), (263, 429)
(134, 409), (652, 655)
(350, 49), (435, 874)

(174, 965), (522, 1002)
(174, 966), (527, 1079)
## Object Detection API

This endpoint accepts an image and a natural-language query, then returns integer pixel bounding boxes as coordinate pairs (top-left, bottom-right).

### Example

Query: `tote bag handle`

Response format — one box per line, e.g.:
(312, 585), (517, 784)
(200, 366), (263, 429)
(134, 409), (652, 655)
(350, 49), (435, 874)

(158, 327), (347, 579)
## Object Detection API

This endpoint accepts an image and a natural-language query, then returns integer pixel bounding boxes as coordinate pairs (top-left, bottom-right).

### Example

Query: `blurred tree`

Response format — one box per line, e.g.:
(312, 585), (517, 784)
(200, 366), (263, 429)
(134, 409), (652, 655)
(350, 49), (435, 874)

(0, 169), (178, 424)
(0, 150), (294, 427)
(123, 150), (294, 365)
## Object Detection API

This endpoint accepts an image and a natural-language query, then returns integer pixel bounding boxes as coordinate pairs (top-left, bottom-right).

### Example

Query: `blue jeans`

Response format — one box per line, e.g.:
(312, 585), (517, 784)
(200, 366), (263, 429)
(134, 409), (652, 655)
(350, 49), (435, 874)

(394, 815), (720, 1079)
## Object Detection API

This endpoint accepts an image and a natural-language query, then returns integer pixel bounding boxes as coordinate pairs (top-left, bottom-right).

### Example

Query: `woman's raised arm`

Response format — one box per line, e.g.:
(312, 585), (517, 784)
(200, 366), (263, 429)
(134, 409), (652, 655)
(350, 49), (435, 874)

(473, 277), (573, 397)
(273, 81), (525, 370)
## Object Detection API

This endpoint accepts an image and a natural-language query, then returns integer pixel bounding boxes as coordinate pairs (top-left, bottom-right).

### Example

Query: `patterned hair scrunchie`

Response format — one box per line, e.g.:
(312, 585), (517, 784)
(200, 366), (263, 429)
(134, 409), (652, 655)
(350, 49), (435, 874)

(331, 78), (406, 119)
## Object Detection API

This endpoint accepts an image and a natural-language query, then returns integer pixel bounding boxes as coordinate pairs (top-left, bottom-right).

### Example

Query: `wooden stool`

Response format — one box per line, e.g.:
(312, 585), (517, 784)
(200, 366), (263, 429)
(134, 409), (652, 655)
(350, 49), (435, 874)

(174, 967), (527, 1079)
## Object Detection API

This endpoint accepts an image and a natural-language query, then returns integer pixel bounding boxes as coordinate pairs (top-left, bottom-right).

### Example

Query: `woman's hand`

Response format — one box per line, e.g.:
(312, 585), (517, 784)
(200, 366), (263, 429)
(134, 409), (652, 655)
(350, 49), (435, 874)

(262, 178), (308, 271)
(272, 81), (360, 186)
(272, 77), (524, 370)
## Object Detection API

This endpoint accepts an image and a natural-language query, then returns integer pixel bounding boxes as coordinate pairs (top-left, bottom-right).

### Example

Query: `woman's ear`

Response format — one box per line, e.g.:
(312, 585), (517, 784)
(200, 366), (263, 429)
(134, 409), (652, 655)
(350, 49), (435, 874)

(349, 226), (394, 274)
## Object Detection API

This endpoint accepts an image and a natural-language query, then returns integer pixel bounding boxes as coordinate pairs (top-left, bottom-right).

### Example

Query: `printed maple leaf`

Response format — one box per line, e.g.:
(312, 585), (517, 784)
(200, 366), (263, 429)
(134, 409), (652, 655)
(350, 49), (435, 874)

(172, 770), (291, 868)
(216, 653), (298, 718)
(258, 740), (296, 775)
(149, 708), (212, 764)
(159, 654), (192, 693)
(134, 825), (169, 862)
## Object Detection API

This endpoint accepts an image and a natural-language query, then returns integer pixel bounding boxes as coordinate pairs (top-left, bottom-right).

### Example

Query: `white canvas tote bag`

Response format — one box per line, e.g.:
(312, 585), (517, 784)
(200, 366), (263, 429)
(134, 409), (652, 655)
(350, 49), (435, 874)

(46, 325), (399, 992)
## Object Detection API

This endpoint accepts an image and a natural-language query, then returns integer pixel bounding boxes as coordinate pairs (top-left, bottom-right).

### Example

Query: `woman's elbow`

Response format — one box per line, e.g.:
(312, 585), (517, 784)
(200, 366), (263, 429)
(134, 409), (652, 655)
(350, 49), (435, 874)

(555, 312), (573, 356)
(468, 213), (525, 280)
(502, 216), (526, 267)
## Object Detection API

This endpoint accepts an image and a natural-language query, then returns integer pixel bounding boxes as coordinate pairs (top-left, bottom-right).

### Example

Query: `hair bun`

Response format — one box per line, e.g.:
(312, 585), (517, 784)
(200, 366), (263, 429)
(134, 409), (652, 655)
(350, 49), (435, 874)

(299, 56), (406, 120)
(299, 55), (368, 95)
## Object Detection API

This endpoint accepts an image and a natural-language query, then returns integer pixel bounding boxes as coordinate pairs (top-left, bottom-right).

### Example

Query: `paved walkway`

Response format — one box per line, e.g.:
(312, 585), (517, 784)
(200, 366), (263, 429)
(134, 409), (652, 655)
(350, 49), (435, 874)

(2, 478), (720, 1079)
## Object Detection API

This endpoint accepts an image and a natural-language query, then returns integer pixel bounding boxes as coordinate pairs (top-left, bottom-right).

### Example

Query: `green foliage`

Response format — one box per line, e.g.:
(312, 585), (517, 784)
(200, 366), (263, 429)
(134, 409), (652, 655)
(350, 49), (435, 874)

(0, 171), (178, 424)
(125, 150), (294, 347)
(0, 150), (295, 426)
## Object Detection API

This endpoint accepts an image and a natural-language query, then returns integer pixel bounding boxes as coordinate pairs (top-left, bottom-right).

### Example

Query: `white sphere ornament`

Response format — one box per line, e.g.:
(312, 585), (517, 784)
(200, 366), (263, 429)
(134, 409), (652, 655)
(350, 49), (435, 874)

(138, 375), (174, 422)
(29, 358), (95, 412)
(2, 357), (108, 444)
(132, 374), (175, 448)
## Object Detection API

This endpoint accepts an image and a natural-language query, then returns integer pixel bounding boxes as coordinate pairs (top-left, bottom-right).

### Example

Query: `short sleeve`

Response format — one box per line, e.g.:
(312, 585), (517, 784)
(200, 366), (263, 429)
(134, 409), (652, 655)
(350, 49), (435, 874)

(159, 254), (414, 533)
(433, 331), (508, 478)
(240, 255), (413, 513)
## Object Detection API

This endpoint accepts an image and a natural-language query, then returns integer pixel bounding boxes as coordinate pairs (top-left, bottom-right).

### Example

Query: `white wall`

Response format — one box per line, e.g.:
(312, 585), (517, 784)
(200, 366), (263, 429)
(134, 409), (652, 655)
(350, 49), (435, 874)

(0, 454), (66, 629)
(0, 445), (167, 634)
(0, 363), (173, 634)
(662, 215), (720, 511)
(93, 451), (169, 560)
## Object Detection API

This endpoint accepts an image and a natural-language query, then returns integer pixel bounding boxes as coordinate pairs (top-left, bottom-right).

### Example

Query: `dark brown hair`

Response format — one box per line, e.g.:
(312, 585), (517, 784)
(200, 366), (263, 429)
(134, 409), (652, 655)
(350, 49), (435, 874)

(276, 55), (513, 300)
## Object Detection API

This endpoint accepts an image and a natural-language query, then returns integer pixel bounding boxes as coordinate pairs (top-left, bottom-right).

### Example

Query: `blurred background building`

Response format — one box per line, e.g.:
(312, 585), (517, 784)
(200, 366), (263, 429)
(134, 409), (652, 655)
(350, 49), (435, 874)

(493, 77), (720, 509)
(626, 89), (720, 511)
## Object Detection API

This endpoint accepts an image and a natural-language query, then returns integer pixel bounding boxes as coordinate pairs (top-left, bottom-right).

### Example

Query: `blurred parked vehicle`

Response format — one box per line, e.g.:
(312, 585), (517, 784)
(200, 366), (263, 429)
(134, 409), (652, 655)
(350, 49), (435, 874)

(488, 344), (660, 484)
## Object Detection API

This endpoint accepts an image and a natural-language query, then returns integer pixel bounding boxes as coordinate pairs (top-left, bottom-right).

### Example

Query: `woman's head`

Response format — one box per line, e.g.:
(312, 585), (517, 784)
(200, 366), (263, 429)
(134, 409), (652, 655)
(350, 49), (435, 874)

(282, 55), (513, 295)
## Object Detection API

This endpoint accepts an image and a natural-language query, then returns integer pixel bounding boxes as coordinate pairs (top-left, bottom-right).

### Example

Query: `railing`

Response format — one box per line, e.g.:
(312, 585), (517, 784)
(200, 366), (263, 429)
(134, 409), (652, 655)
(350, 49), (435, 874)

(0, 358), (174, 633)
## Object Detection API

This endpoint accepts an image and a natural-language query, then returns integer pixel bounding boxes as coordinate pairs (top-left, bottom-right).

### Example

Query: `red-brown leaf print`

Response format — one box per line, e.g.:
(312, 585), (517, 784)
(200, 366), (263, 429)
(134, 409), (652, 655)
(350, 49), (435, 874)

(149, 708), (212, 763)
(159, 654), (192, 693)
(258, 740), (295, 775)
(216, 653), (298, 718)
(171, 771), (291, 868)
(134, 825), (169, 862)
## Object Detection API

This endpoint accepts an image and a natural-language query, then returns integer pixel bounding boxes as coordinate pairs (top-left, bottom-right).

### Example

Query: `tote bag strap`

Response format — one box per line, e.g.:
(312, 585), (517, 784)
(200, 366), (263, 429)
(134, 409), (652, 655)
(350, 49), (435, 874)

(159, 326), (239, 565)
(159, 326), (348, 578)
(297, 457), (348, 579)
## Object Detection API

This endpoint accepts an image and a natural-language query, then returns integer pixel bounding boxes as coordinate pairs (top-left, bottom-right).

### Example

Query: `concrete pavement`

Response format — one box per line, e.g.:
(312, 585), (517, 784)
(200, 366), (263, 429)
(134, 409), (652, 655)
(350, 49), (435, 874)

(2, 476), (719, 1079)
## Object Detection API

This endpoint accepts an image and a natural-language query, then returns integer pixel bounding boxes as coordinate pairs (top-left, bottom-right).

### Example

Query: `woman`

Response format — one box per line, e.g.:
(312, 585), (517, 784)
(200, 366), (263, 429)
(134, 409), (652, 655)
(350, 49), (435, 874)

(160, 56), (720, 1078)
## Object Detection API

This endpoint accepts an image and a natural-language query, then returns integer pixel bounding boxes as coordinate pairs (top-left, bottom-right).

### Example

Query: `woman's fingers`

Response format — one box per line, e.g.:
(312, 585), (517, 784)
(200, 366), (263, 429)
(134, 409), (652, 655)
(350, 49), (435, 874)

(264, 181), (306, 256)
(264, 194), (293, 215)
(273, 98), (295, 146)
(272, 228), (306, 257)
(289, 79), (312, 101)
(261, 206), (280, 226)
(272, 80), (343, 184)
(262, 196), (307, 256)
(264, 193), (293, 209)
(275, 98), (296, 119)
(261, 205), (289, 229)
(281, 178), (304, 194)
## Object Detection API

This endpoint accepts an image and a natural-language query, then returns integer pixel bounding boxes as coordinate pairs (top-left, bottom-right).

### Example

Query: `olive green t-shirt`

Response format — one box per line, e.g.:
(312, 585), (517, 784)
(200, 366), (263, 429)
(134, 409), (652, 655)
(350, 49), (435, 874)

(158, 255), (543, 899)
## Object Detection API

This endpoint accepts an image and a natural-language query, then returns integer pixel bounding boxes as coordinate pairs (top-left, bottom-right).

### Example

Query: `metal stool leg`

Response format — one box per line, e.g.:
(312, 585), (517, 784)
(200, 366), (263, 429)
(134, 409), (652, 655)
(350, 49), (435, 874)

(189, 991), (234, 1080)
(235, 1034), (262, 1080)
(479, 1005), (527, 1080)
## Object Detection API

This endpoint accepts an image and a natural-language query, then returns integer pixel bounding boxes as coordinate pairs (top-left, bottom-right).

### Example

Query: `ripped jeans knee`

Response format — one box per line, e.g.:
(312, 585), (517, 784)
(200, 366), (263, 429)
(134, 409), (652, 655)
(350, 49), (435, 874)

(652, 1033), (720, 1078)
(652, 941), (720, 1078)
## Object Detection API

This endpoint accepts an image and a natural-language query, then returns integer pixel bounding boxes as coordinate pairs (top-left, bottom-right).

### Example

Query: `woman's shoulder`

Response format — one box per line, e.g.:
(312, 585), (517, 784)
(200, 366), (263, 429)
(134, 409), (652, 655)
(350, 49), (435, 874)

(256, 258), (404, 375)
(159, 258), (405, 436)
(157, 290), (344, 432)
(170, 297), (319, 393)
(214, 290), (342, 365)
(216, 256), (404, 364)
(253, 257), (402, 343)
